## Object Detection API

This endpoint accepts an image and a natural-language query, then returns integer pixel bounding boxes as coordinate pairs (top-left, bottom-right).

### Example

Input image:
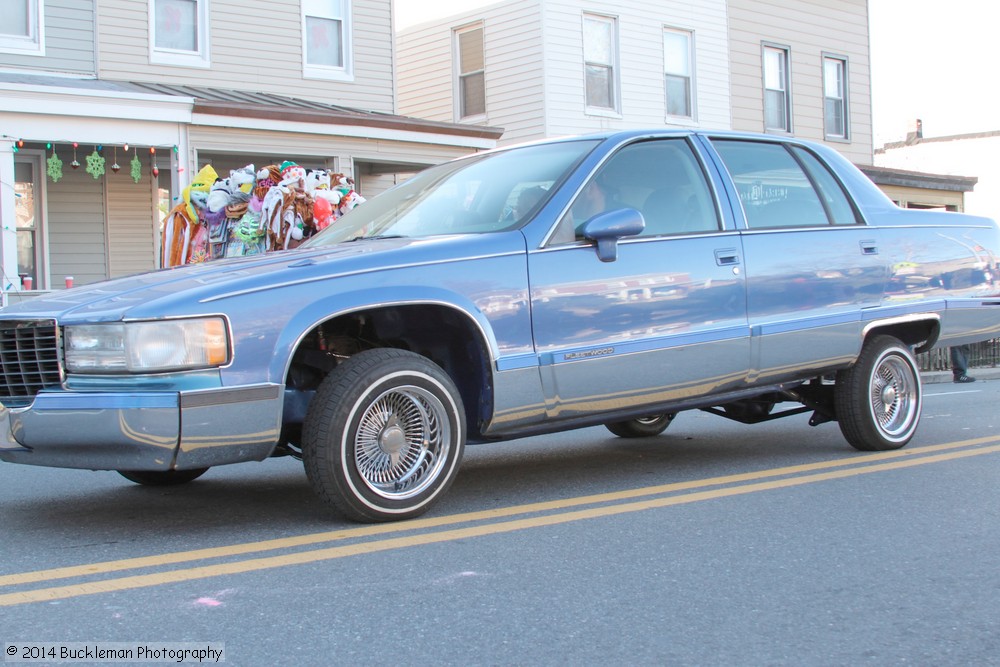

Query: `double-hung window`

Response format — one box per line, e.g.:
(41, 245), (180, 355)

(583, 14), (618, 113)
(663, 28), (694, 119)
(455, 24), (485, 119)
(303, 0), (352, 80)
(150, 0), (209, 67)
(823, 55), (849, 140)
(1, 0), (44, 55)
(762, 44), (791, 132)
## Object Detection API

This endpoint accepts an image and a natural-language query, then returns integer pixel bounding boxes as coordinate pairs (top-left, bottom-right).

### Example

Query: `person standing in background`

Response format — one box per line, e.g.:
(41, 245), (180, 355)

(951, 345), (976, 383)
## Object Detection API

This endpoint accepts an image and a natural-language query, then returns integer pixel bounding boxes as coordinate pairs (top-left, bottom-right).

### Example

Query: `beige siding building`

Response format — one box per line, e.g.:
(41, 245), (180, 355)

(397, 0), (732, 146)
(1, 0), (501, 302)
(727, 0), (873, 164)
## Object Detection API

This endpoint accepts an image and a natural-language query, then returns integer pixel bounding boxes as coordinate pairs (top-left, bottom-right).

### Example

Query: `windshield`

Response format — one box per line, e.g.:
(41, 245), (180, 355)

(304, 139), (599, 246)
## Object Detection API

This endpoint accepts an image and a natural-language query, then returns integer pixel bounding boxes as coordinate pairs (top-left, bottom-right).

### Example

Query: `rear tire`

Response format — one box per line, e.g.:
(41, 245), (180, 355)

(605, 413), (675, 438)
(118, 468), (209, 486)
(303, 348), (466, 523)
(835, 335), (921, 451)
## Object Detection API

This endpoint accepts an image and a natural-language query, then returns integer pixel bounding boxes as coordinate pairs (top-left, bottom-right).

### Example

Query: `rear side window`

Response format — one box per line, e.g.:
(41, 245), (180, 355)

(790, 146), (860, 225)
(712, 139), (830, 229)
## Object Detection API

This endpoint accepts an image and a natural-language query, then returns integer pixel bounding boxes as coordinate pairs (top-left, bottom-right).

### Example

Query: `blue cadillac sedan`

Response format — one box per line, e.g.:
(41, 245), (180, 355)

(3, 129), (1000, 522)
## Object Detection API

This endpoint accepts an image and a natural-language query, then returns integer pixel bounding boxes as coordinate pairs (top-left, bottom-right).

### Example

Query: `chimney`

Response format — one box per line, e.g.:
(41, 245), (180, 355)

(905, 118), (923, 144)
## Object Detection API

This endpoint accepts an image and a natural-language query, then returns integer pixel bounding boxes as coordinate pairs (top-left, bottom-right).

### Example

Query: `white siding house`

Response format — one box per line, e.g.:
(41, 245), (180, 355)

(727, 0), (873, 164)
(397, 0), (731, 146)
(1, 0), (501, 304)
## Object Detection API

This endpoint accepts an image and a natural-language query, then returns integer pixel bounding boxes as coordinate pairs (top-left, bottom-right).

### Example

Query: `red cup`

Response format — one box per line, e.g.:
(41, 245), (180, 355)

(65, 276), (74, 288)
(22, 276), (32, 290)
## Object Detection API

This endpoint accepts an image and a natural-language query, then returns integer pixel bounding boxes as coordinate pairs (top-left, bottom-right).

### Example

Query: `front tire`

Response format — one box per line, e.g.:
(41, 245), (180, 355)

(605, 413), (675, 438)
(835, 335), (921, 451)
(118, 468), (209, 486)
(303, 348), (466, 522)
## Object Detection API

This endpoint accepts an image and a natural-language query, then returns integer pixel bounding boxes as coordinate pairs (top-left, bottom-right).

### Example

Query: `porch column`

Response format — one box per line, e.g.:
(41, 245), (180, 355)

(0, 138), (18, 305)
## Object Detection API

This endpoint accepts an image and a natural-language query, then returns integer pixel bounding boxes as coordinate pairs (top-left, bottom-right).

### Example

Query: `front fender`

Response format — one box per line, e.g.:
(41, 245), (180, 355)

(268, 285), (509, 383)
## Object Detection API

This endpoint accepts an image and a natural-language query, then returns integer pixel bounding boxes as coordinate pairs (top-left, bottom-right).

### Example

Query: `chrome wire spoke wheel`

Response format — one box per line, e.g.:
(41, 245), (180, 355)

(836, 335), (921, 451)
(353, 385), (451, 500)
(303, 348), (466, 522)
(869, 354), (917, 439)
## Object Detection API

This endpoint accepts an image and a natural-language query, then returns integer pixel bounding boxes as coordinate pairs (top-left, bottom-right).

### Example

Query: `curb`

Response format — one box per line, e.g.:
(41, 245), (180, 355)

(921, 367), (1000, 385)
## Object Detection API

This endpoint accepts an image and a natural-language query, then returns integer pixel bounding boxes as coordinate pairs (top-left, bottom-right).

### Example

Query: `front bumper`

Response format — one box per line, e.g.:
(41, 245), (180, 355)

(0, 384), (283, 471)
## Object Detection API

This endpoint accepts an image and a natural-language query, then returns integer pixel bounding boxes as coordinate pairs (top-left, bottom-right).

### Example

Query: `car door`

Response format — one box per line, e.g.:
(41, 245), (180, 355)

(527, 138), (750, 420)
(707, 138), (889, 384)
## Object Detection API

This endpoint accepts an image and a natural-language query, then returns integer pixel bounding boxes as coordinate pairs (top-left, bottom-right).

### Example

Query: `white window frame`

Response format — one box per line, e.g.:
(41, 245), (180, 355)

(453, 22), (486, 121)
(823, 53), (849, 141)
(663, 27), (695, 121)
(0, 0), (45, 56)
(302, 0), (353, 81)
(149, 0), (210, 68)
(583, 13), (620, 116)
(762, 43), (792, 133)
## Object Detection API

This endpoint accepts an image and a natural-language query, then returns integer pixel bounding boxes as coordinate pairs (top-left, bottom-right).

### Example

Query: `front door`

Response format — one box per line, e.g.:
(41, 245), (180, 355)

(527, 138), (750, 420)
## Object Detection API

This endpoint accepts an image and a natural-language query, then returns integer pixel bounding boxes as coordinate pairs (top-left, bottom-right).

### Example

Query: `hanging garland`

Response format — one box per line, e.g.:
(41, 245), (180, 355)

(130, 147), (142, 183)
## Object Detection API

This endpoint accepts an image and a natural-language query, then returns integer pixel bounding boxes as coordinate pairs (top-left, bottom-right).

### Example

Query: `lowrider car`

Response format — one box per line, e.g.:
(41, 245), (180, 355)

(2, 129), (999, 522)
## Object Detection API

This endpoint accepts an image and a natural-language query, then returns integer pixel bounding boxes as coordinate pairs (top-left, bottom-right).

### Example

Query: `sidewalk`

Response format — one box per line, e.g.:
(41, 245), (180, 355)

(921, 367), (1000, 384)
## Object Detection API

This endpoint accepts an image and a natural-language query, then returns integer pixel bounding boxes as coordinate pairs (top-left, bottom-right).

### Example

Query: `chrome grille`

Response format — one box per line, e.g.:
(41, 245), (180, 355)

(0, 320), (63, 407)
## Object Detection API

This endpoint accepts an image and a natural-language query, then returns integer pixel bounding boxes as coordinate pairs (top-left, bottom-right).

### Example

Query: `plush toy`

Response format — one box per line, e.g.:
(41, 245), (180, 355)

(313, 196), (333, 231)
(206, 177), (234, 213)
(279, 161), (306, 188)
(329, 173), (366, 217)
(181, 164), (218, 222)
(161, 203), (196, 268)
(254, 165), (281, 200)
(231, 164), (256, 194)
(305, 169), (330, 194)
(338, 189), (365, 216)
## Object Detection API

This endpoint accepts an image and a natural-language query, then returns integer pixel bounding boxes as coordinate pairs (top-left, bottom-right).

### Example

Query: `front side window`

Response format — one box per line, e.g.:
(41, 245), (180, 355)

(823, 55), (849, 140)
(303, 0), (352, 80)
(550, 139), (719, 244)
(763, 45), (791, 132)
(0, 0), (44, 55)
(455, 24), (485, 119)
(663, 28), (693, 119)
(150, 0), (209, 67)
(583, 14), (618, 112)
(712, 139), (833, 229)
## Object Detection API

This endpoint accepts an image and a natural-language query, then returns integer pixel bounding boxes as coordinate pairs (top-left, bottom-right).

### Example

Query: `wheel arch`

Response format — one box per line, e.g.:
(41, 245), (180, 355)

(275, 288), (499, 438)
(862, 313), (940, 354)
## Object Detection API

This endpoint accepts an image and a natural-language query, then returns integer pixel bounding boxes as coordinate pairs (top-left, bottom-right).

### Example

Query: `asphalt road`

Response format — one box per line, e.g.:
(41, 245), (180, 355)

(1, 379), (999, 666)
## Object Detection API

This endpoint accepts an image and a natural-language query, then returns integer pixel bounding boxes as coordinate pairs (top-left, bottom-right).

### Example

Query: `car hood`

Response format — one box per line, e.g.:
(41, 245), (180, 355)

(3, 234), (526, 323)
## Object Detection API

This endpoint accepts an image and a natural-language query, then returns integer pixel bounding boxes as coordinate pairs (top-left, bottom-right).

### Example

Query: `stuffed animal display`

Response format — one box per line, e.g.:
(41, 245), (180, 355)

(160, 162), (366, 267)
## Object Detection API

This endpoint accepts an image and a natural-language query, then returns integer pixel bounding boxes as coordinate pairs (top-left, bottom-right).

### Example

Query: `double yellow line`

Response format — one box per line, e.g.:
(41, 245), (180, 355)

(3, 436), (999, 607)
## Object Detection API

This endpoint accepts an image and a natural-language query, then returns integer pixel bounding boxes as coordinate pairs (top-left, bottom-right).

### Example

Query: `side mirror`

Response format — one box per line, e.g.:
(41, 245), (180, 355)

(581, 208), (645, 262)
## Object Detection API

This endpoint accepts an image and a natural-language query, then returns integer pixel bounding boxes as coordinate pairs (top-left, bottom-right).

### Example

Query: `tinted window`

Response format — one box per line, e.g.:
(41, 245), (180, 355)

(712, 140), (828, 229)
(550, 138), (719, 244)
(791, 146), (859, 225)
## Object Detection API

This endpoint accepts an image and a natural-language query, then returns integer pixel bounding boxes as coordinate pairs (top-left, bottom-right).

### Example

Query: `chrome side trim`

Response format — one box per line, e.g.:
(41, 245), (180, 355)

(200, 251), (523, 303)
(180, 383), (281, 409)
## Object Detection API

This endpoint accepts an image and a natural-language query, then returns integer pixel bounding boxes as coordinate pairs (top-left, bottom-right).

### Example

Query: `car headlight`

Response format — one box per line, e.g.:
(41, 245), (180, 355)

(65, 318), (230, 373)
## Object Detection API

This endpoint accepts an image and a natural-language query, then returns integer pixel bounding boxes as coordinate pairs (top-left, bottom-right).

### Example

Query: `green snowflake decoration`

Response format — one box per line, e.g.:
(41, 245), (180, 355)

(85, 149), (106, 180)
(47, 151), (64, 183)
(130, 153), (142, 183)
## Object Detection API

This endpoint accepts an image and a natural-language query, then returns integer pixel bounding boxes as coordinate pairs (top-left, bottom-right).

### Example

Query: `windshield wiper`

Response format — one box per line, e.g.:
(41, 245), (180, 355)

(345, 234), (406, 242)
